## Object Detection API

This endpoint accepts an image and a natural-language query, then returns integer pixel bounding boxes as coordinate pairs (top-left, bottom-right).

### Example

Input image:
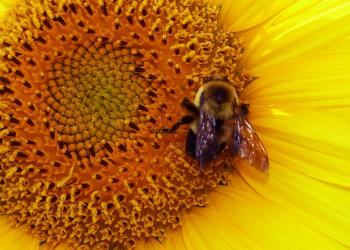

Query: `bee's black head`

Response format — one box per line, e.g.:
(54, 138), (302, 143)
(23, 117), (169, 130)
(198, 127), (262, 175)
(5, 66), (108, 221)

(210, 86), (229, 105)
(195, 78), (236, 108)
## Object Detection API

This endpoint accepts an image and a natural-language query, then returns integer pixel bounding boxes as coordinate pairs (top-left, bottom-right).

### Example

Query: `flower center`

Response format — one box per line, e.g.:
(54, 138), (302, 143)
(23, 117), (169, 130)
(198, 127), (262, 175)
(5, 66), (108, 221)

(0, 0), (250, 249)
(43, 41), (152, 160)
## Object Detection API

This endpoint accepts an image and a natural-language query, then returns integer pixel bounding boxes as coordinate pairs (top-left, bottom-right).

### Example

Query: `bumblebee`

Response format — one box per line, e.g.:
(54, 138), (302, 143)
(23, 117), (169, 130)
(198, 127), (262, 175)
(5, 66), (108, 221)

(162, 76), (269, 171)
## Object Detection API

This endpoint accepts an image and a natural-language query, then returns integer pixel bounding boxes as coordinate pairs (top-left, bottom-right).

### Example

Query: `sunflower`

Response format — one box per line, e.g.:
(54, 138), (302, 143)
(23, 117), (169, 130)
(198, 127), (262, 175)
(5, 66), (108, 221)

(0, 0), (350, 249)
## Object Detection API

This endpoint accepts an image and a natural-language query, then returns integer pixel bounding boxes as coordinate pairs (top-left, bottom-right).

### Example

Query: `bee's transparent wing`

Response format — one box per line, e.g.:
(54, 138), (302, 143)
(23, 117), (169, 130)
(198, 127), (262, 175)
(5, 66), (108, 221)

(232, 107), (242, 155)
(196, 106), (221, 169)
(232, 106), (269, 171)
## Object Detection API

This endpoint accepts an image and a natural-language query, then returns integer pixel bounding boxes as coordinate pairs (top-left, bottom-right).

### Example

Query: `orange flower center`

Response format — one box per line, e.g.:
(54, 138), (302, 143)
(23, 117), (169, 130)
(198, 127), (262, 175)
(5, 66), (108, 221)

(0, 0), (250, 249)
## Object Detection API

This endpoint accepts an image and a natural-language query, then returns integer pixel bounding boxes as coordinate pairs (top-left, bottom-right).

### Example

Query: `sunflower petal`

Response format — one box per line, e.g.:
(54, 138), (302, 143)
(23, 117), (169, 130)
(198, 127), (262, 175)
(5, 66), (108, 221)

(216, 0), (297, 31)
(181, 208), (261, 250)
(235, 160), (350, 248)
(240, 0), (350, 74)
(240, 48), (350, 110)
(202, 175), (350, 249)
(238, 0), (350, 113)
(0, 217), (39, 250)
(244, 105), (350, 187)
(0, 0), (15, 17)
(236, 1), (350, 118)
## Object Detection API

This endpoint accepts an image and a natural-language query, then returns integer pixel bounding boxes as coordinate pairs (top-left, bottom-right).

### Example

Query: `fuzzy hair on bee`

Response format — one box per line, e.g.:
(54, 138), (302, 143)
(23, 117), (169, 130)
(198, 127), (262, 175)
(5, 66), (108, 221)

(160, 76), (269, 171)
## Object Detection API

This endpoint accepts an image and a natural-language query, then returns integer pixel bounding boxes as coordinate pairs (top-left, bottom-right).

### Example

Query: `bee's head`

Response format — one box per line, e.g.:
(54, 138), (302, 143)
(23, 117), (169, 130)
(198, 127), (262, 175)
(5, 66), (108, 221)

(194, 77), (238, 108)
(209, 86), (229, 105)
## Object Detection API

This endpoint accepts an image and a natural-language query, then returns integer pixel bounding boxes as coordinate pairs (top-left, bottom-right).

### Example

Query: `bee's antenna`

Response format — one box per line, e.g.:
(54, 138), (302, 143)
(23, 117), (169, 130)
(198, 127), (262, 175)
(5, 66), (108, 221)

(203, 75), (229, 83)
(203, 76), (213, 83)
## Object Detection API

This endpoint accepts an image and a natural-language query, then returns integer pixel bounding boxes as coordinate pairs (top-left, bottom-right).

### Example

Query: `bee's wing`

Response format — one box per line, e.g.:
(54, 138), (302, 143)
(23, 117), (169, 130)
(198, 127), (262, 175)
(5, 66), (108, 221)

(232, 107), (243, 155)
(232, 106), (269, 171)
(196, 107), (221, 169)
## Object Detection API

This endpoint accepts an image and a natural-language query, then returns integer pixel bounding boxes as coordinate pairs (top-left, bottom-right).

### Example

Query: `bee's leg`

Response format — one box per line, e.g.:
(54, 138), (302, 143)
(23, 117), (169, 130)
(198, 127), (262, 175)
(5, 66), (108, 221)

(185, 129), (197, 158)
(181, 97), (199, 115)
(160, 115), (195, 133)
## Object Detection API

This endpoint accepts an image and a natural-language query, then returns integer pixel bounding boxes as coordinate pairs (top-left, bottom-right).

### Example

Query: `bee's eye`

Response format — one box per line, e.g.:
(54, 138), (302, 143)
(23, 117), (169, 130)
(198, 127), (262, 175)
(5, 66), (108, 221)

(211, 87), (228, 104)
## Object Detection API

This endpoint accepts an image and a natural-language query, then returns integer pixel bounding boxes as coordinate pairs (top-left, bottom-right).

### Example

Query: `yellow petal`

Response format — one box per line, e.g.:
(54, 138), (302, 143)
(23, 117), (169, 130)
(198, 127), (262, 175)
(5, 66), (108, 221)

(329, 107), (350, 122)
(0, 217), (39, 250)
(235, 160), (350, 248)
(181, 205), (263, 249)
(236, 1), (350, 114)
(240, 44), (350, 110)
(216, 0), (297, 31)
(246, 104), (350, 187)
(240, 0), (350, 74)
(202, 172), (350, 249)
(0, 0), (16, 17)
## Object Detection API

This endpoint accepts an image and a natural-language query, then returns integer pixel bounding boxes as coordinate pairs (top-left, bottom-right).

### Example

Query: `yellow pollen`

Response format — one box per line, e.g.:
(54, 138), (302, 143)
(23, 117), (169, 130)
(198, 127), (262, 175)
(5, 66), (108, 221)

(0, 0), (252, 249)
